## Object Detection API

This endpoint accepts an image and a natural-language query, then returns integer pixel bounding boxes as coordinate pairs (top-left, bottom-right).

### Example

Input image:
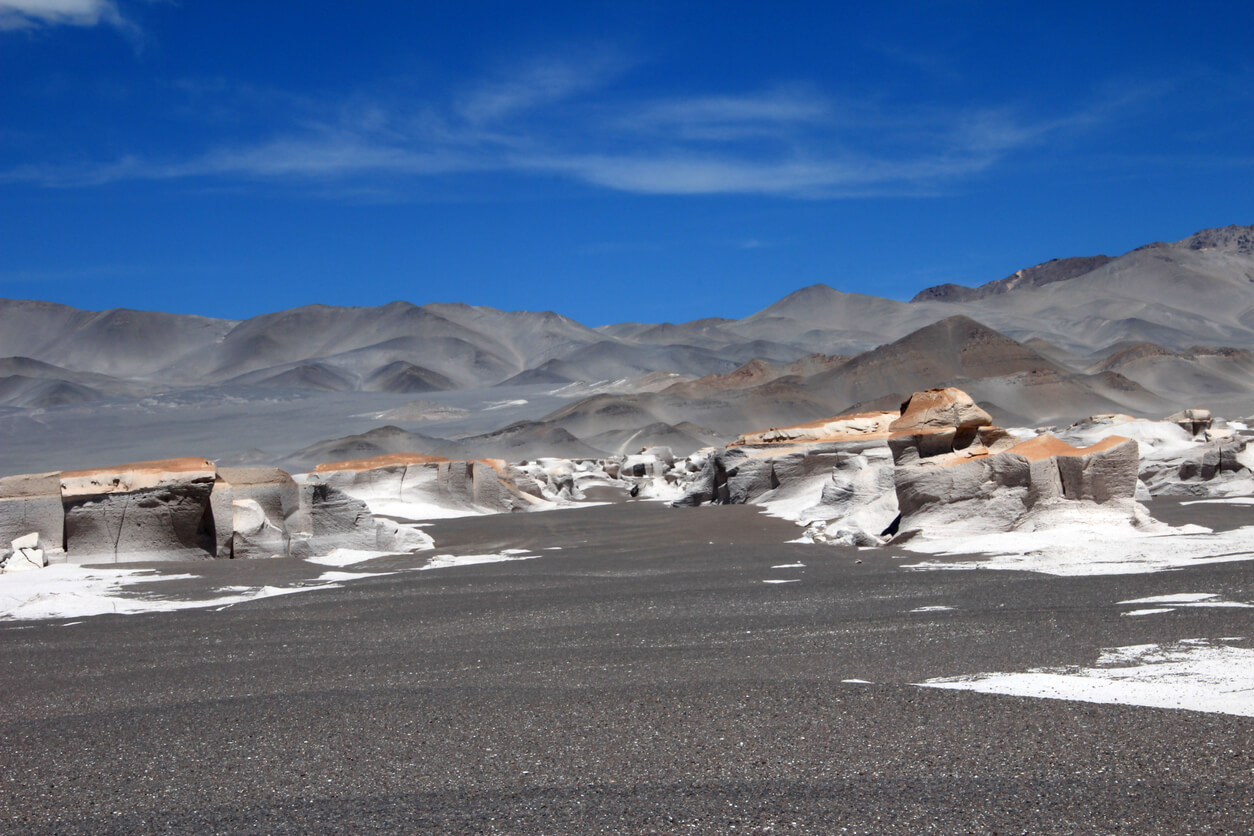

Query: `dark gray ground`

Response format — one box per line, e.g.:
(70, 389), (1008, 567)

(3, 501), (1254, 834)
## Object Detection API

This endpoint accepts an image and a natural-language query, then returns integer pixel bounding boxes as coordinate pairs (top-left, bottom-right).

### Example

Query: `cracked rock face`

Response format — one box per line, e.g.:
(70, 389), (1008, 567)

(60, 458), (218, 564)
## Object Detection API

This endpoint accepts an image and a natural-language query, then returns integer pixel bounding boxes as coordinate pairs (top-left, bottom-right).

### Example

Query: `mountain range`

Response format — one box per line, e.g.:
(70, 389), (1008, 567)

(1, 223), (1252, 469)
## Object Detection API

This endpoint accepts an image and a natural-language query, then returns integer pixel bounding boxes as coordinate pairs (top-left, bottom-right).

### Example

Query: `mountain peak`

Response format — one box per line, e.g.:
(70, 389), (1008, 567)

(1174, 224), (1254, 255)
(911, 255), (1112, 303)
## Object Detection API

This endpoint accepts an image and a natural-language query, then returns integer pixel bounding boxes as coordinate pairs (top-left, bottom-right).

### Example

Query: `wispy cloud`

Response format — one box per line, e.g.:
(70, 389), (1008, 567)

(0, 0), (130, 31)
(0, 54), (1161, 200)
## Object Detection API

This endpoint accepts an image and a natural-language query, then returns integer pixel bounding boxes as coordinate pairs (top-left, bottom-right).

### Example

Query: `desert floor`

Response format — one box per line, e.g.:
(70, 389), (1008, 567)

(3, 499), (1253, 834)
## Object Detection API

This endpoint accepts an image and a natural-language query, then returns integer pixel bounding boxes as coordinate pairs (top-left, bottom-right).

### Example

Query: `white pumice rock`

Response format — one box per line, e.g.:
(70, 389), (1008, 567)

(1, 532), (47, 572)
(231, 499), (290, 560)
(0, 472), (65, 564)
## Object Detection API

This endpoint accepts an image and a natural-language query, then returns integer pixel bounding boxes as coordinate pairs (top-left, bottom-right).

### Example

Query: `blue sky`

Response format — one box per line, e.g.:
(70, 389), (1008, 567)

(2, 1), (1252, 325)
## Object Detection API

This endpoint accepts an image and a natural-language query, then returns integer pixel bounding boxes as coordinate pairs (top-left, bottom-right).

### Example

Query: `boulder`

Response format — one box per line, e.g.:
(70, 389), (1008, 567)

(888, 388), (996, 465)
(2, 532), (46, 573)
(1166, 408), (1213, 438)
(0, 472), (65, 563)
(60, 458), (218, 563)
(796, 520), (883, 548)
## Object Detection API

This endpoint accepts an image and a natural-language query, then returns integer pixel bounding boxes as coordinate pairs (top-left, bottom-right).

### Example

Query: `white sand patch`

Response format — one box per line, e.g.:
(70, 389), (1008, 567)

(919, 638), (1254, 717)
(756, 472), (832, 522)
(771, 563), (806, 569)
(842, 679), (872, 684)
(501, 549), (530, 555)
(902, 523), (1254, 576)
(361, 498), (491, 521)
(763, 578), (800, 584)
(1123, 608), (1176, 616)
(1121, 592), (1223, 604)
(910, 605), (955, 613)
(314, 571), (395, 583)
(1180, 497), (1254, 506)
(1118, 592), (1252, 609)
(419, 552), (540, 571)
(304, 549), (398, 567)
(0, 565), (344, 622)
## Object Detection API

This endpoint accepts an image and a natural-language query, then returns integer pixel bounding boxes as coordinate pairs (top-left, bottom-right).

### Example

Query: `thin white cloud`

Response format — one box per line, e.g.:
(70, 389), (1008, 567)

(0, 56), (1158, 199)
(625, 89), (831, 140)
(0, 0), (128, 30)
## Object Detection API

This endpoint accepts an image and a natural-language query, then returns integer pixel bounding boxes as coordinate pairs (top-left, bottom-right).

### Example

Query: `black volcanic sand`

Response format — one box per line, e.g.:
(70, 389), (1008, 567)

(1148, 494), (1254, 531)
(3, 502), (1254, 833)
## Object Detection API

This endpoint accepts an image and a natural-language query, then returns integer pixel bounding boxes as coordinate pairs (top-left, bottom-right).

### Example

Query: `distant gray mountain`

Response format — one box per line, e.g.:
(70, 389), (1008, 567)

(279, 425), (472, 473)
(912, 255), (1114, 303)
(1, 222), (1252, 467)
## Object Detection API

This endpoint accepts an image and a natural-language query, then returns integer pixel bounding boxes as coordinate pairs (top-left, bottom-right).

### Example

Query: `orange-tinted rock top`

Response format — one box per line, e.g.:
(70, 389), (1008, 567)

(734, 410), (899, 447)
(61, 457), (215, 478)
(1004, 433), (1132, 462)
(313, 452), (450, 473)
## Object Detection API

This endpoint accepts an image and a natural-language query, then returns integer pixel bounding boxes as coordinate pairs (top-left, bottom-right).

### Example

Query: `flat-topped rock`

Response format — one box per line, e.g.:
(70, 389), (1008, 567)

(733, 411), (898, 447)
(60, 457), (216, 498)
(1166, 408), (1213, 438)
(894, 429), (1141, 536)
(60, 457), (218, 563)
(312, 452), (450, 473)
(888, 388), (997, 464)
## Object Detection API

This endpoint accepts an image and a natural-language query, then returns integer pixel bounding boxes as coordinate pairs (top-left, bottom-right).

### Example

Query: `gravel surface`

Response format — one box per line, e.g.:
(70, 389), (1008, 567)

(2, 502), (1253, 834)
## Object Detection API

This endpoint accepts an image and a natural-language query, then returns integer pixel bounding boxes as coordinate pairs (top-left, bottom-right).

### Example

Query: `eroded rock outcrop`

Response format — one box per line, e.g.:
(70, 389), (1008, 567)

(0, 454), (442, 567)
(889, 389), (1141, 537)
(675, 413), (901, 542)
(211, 467), (300, 559)
(675, 386), (1153, 546)
(1060, 413), (1254, 497)
(310, 454), (549, 519)
(60, 458), (218, 564)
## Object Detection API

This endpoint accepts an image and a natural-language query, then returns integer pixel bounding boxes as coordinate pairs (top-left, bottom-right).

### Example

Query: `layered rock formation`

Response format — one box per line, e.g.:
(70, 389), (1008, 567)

(675, 411), (902, 541)
(308, 453), (553, 521)
(60, 458), (219, 564)
(889, 389), (1141, 537)
(1059, 412), (1254, 497)
(675, 386), (1153, 545)
(0, 456), (442, 570)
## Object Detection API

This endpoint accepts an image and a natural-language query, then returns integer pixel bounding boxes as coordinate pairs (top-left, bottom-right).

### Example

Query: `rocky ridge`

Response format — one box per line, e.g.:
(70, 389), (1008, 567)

(3, 386), (1254, 572)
